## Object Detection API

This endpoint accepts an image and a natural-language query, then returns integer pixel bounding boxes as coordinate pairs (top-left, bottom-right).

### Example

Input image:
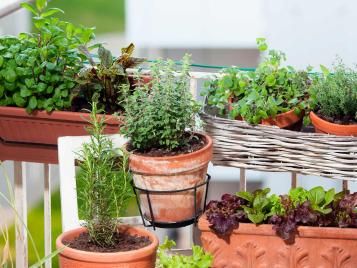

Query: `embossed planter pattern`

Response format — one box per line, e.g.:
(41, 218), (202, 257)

(199, 216), (357, 268)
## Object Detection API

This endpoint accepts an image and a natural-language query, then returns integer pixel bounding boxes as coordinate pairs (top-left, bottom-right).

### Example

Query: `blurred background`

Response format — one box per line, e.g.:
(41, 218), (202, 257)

(1, 0), (357, 265)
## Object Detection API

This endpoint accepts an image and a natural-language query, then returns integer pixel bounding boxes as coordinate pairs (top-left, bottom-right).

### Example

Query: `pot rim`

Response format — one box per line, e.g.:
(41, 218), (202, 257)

(198, 215), (357, 240)
(56, 225), (158, 262)
(127, 132), (213, 160)
(0, 106), (122, 125)
(310, 111), (357, 130)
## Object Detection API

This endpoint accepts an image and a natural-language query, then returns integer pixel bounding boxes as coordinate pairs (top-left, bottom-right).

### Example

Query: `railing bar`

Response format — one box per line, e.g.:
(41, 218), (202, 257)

(14, 161), (28, 268)
(240, 168), (246, 191)
(291, 172), (297, 189)
(44, 164), (52, 268)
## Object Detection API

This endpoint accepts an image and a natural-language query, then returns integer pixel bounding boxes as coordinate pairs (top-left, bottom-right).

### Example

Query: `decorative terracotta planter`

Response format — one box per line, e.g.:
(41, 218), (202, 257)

(198, 215), (357, 268)
(0, 107), (122, 145)
(310, 111), (357, 136)
(56, 225), (158, 268)
(129, 133), (213, 224)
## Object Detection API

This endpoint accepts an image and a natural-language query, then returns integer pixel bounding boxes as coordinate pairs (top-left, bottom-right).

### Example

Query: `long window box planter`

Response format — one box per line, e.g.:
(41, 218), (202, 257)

(198, 215), (357, 268)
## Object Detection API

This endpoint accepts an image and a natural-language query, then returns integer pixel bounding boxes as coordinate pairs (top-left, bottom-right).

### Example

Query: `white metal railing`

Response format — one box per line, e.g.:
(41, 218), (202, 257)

(0, 0), (32, 19)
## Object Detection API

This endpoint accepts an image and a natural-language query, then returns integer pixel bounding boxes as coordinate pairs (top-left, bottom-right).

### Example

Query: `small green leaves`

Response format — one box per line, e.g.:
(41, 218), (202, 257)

(256, 37), (268, 52)
(40, 8), (64, 18)
(320, 64), (330, 77)
(20, 2), (38, 15)
(36, 0), (47, 12)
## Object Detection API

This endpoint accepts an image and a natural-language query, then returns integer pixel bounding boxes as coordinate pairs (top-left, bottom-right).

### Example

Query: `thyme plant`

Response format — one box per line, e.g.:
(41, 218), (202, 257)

(309, 62), (357, 123)
(122, 54), (200, 151)
(76, 102), (133, 247)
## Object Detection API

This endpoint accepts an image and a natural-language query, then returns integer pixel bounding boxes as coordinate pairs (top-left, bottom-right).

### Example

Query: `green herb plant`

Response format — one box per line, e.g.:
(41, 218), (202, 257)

(156, 237), (213, 268)
(76, 101), (133, 247)
(123, 54), (200, 151)
(237, 188), (284, 224)
(203, 38), (312, 125)
(308, 62), (357, 123)
(72, 43), (145, 114)
(0, 0), (95, 113)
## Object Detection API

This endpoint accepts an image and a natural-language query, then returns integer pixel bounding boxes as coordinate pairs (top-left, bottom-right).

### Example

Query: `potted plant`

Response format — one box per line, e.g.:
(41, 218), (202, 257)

(198, 187), (357, 267)
(122, 54), (213, 224)
(309, 62), (357, 136)
(202, 38), (312, 129)
(156, 237), (213, 268)
(0, 0), (144, 149)
(56, 102), (158, 267)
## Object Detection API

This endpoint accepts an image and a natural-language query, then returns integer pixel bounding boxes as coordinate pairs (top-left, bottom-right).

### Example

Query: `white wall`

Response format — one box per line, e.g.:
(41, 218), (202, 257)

(127, 0), (357, 68)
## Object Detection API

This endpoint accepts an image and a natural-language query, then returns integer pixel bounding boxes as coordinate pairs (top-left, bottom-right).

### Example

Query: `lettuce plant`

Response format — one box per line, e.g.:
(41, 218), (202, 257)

(205, 187), (357, 242)
(156, 237), (213, 268)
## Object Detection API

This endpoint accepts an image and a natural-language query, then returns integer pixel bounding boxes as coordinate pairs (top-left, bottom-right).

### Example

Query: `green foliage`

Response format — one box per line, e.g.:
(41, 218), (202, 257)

(0, 0), (95, 113)
(203, 38), (311, 124)
(72, 43), (145, 114)
(122, 54), (200, 151)
(76, 102), (133, 247)
(309, 62), (357, 121)
(156, 237), (213, 268)
(237, 188), (284, 224)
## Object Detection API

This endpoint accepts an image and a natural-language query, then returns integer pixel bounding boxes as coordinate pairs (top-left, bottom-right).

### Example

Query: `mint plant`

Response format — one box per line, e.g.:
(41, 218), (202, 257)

(309, 62), (357, 123)
(122, 54), (200, 151)
(0, 0), (95, 113)
(202, 38), (312, 125)
(72, 43), (145, 114)
(76, 102), (133, 247)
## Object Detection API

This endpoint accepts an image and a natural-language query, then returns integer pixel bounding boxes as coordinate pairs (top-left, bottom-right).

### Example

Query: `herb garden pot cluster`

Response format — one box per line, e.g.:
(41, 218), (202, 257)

(56, 226), (158, 268)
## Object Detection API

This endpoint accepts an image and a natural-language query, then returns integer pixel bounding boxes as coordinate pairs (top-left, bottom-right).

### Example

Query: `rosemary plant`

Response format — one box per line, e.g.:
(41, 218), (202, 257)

(76, 102), (133, 247)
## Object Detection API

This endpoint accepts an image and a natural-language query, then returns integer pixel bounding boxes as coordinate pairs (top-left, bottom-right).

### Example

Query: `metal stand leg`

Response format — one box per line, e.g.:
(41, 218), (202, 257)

(44, 164), (52, 268)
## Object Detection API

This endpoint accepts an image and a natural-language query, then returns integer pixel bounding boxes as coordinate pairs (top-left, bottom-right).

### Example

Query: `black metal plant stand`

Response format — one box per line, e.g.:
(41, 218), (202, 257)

(131, 174), (211, 230)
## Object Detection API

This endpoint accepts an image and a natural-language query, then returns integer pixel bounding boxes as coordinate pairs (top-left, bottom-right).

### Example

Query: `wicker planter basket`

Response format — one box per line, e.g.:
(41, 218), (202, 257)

(201, 113), (357, 181)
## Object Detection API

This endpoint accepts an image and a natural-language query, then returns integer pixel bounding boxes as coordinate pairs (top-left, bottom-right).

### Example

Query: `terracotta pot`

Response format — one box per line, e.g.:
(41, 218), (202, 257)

(227, 98), (302, 129)
(198, 215), (357, 268)
(310, 111), (357, 136)
(129, 133), (213, 223)
(261, 109), (303, 129)
(56, 225), (158, 268)
(0, 107), (122, 145)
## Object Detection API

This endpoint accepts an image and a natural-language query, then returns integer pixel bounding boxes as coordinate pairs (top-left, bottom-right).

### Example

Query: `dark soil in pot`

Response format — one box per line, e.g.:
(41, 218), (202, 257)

(63, 232), (151, 253)
(315, 110), (357, 125)
(127, 132), (207, 157)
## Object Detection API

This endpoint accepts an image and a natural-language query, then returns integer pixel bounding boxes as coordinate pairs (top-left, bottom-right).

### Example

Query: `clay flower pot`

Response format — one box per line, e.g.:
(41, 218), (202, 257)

(310, 111), (357, 136)
(56, 225), (158, 268)
(261, 109), (303, 129)
(227, 98), (302, 129)
(129, 133), (213, 224)
(198, 215), (357, 268)
(0, 106), (122, 145)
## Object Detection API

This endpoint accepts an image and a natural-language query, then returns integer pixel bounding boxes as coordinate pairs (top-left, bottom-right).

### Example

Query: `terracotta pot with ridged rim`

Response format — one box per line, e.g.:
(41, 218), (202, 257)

(198, 215), (357, 268)
(310, 111), (357, 136)
(129, 133), (213, 223)
(56, 225), (158, 268)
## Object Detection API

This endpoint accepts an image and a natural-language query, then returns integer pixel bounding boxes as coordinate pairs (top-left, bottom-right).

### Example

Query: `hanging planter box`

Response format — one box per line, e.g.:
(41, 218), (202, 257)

(0, 106), (122, 146)
(198, 215), (357, 268)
